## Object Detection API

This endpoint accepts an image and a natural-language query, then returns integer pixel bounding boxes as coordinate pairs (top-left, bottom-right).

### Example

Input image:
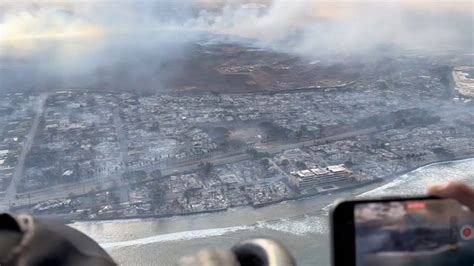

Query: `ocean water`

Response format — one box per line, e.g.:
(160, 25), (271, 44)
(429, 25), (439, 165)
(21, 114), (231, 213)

(72, 158), (474, 266)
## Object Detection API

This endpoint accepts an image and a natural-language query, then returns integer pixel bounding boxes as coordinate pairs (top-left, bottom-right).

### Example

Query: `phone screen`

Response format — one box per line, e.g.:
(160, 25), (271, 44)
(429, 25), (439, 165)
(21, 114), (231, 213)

(354, 199), (474, 266)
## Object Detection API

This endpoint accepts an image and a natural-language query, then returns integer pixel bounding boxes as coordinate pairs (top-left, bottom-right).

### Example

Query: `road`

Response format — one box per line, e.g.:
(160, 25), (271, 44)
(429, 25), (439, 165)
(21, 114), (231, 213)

(2, 152), (250, 209)
(3, 93), (48, 205)
(2, 126), (381, 210)
(256, 127), (378, 153)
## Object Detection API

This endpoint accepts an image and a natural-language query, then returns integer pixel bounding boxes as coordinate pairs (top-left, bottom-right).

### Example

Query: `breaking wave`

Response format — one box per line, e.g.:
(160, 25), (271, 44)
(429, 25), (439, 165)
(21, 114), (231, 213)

(101, 216), (330, 250)
(256, 215), (329, 236)
(358, 158), (474, 197)
(101, 225), (253, 249)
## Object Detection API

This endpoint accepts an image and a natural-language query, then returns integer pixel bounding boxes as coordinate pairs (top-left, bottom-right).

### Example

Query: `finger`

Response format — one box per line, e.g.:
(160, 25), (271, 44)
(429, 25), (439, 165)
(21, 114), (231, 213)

(428, 181), (474, 211)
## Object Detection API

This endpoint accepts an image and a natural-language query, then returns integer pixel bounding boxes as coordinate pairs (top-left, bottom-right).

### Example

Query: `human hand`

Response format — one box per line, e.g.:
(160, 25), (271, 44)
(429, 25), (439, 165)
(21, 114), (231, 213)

(428, 181), (474, 211)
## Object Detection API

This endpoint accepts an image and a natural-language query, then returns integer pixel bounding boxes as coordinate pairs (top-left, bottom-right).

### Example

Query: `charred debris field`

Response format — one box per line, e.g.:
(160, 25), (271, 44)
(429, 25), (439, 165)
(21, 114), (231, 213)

(1, 41), (474, 221)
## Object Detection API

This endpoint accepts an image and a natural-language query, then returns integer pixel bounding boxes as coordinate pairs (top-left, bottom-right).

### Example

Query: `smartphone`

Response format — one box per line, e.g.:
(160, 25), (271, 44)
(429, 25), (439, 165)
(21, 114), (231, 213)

(331, 196), (474, 266)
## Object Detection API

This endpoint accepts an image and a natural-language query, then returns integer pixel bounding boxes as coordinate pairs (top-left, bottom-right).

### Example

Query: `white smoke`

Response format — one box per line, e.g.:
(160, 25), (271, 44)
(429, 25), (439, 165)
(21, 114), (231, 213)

(0, 0), (472, 92)
(193, 0), (473, 55)
(0, 1), (202, 91)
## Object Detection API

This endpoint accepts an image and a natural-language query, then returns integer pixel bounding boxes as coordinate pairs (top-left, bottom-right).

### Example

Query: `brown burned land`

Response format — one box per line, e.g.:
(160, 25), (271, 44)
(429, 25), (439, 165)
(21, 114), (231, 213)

(0, 41), (394, 94)
(165, 43), (361, 93)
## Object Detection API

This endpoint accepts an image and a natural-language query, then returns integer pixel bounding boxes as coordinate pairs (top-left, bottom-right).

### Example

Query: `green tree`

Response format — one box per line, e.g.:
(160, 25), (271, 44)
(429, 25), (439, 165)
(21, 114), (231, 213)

(246, 148), (270, 160)
(295, 130), (303, 141)
(295, 161), (307, 170)
(344, 159), (354, 167)
(198, 162), (213, 176)
(150, 184), (165, 207)
(295, 125), (307, 141)
(150, 169), (162, 179)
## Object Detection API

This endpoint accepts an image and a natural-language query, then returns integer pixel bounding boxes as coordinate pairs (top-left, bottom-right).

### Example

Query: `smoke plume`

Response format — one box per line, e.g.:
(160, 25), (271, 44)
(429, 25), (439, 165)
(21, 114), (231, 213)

(0, 0), (472, 92)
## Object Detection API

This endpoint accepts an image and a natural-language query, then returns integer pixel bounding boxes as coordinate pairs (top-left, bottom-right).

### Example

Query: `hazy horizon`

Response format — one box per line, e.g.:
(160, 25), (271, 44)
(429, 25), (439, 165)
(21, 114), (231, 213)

(1, 0), (472, 93)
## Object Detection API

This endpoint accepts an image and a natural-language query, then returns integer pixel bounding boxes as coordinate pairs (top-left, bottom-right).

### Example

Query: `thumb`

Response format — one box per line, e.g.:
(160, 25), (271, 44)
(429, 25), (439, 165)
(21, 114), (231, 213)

(428, 181), (474, 211)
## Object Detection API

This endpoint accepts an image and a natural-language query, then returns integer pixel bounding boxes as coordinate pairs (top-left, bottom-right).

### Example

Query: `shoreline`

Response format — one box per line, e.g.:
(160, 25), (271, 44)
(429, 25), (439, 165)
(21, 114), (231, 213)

(70, 155), (474, 224)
